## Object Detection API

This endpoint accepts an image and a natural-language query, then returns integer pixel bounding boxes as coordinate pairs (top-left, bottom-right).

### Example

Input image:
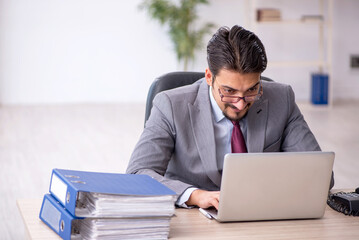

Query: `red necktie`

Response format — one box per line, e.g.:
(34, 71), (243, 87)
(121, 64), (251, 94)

(231, 121), (247, 153)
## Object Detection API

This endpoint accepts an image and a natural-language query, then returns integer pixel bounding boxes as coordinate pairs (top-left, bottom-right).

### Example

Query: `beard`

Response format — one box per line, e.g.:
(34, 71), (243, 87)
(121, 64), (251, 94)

(222, 103), (251, 122)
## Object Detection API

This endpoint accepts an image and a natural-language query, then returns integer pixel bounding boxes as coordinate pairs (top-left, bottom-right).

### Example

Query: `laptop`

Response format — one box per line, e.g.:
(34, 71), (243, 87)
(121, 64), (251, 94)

(200, 151), (334, 222)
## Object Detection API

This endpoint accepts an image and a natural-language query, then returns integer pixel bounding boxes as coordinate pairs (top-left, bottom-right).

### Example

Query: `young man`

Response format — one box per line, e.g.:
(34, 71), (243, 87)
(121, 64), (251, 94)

(126, 25), (333, 210)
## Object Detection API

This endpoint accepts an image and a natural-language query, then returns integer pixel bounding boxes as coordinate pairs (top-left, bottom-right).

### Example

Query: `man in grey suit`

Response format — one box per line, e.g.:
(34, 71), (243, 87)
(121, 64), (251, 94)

(126, 25), (333, 210)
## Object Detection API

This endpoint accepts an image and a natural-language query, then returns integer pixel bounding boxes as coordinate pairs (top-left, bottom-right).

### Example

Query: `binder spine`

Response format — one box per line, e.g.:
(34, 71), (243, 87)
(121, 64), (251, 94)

(39, 194), (74, 240)
(50, 169), (78, 216)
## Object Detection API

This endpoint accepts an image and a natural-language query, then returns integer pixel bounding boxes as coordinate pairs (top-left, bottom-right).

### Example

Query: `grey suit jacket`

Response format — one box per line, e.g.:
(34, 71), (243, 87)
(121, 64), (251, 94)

(126, 78), (327, 196)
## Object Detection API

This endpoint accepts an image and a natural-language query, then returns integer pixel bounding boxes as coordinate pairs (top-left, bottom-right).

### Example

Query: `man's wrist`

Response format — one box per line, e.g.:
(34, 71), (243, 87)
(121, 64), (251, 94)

(176, 187), (198, 208)
(185, 188), (201, 206)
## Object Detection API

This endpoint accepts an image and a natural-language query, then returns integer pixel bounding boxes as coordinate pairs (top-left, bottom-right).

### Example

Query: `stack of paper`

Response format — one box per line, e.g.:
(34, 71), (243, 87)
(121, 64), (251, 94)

(39, 169), (176, 240)
(77, 217), (171, 240)
(76, 192), (175, 217)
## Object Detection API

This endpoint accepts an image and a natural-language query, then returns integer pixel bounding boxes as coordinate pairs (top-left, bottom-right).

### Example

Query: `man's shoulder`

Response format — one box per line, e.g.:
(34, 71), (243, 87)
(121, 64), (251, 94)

(149, 78), (209, 124)
(262, 80), (290, 90)
(262, 80), (293, 97)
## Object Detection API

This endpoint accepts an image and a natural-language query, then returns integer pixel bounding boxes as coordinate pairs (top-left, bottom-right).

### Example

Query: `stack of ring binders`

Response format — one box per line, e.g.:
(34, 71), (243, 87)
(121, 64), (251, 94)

(39, 168), (176, 240)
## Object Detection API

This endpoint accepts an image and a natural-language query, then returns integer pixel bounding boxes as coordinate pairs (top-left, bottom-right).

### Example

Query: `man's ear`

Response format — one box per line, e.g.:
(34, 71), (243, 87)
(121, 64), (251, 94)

(205, 68), (213, 86)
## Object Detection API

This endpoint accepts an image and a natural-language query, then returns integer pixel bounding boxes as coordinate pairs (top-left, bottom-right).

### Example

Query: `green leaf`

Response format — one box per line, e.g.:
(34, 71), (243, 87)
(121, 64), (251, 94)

(139, 0), (215, 70)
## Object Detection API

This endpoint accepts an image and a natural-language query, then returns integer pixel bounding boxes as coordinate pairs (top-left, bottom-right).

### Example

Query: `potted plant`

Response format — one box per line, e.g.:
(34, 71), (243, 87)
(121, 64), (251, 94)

(140, 0), (215, 70)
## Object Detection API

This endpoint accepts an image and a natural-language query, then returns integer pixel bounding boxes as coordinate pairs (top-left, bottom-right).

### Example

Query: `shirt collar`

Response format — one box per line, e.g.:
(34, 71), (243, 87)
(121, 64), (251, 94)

(209, 86), (226, 123)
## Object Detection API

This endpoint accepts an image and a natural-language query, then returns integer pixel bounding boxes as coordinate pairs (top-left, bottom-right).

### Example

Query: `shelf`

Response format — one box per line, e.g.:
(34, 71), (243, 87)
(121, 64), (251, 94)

(256, 19), (325, 25)
(267, 61), (329, 68)
(247, 0), (334, 105)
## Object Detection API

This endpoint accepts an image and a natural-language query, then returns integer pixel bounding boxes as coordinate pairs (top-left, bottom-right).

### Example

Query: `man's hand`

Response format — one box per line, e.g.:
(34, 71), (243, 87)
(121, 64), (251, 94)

(185, 189), (220, 209)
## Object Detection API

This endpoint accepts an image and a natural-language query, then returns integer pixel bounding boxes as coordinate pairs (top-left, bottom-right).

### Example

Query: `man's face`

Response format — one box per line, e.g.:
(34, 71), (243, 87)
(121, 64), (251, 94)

(205, 68), (261, 121)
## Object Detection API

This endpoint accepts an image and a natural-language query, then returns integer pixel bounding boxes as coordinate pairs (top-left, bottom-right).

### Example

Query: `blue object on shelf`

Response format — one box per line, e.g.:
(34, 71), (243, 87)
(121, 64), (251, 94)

(311, 73), (329, 105)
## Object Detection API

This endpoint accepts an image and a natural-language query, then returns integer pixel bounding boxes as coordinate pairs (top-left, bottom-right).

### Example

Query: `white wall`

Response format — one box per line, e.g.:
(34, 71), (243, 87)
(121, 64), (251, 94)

(242, 0), (359, 102)
(332, 0), (359, 101)
(0, 0), (358, 104)
(0, 0), (178, 104)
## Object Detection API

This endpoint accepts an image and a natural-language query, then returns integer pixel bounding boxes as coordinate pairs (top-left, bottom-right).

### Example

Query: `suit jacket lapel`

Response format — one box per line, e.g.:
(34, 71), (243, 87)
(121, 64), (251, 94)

(188, 80), (221, 187)
(247, 97), (268, 152)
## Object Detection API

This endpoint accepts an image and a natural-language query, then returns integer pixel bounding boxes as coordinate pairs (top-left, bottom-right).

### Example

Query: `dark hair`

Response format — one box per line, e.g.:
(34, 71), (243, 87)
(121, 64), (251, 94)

(207, 25), (267, 77)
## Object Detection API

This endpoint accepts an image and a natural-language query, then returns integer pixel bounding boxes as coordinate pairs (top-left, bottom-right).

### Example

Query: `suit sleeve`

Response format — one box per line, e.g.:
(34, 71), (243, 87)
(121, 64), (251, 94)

(126, 92), (193, 196)
(281, 85), (334, 188)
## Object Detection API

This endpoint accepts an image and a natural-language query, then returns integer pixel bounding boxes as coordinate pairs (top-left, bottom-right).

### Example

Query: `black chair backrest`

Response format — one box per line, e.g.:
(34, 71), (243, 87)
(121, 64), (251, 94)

(144, 72), (205, 125)
(144, 71), (274, 126)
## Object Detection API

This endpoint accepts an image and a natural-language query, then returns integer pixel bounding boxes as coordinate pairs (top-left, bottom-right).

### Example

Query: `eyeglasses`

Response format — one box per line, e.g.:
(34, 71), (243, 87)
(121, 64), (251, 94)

(218, 81), (262, 103)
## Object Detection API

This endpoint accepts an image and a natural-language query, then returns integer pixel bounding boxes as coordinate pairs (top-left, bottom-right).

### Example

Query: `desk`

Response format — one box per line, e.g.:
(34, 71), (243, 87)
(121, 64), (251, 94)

(17, 199), (359, 239)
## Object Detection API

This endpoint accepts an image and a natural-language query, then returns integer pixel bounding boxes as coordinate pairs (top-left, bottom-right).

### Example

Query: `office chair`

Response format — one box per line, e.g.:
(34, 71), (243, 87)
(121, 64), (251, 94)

(144, 71), (274, 125)
(144, 72), (205, 125)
